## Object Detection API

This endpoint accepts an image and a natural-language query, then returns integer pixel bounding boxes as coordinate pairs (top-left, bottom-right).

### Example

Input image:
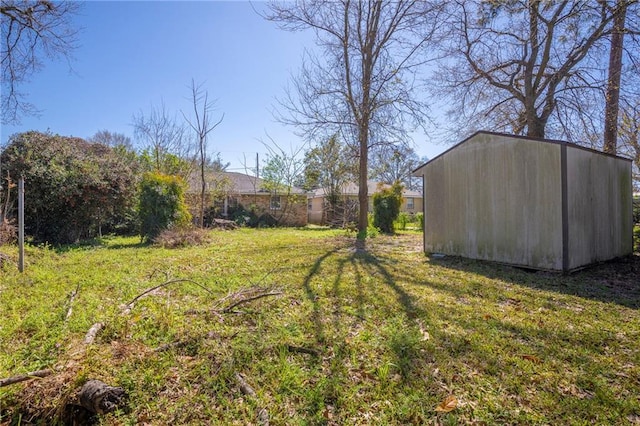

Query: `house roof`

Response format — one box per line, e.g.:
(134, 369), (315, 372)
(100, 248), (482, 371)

(188, 171), (307, 195)
(311, 181), (422, 198)
(412, 130), (633, 175)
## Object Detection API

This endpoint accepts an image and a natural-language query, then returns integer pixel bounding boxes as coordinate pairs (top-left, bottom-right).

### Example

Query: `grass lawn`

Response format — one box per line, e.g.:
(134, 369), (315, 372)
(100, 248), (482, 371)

(0, 228), (639, 425)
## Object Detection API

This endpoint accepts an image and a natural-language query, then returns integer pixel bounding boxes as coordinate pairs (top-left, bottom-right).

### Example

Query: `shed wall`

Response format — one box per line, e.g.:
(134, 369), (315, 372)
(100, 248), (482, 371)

(423, 134), (564, 270)
(566, 148), (633, 269)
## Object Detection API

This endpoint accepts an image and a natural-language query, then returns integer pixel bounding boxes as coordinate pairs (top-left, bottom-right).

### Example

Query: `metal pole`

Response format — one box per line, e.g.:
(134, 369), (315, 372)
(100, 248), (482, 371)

(18, 177), (24, 272)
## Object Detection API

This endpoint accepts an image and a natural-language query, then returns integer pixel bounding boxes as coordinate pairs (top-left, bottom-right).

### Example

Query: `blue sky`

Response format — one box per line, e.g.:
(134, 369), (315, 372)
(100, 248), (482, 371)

(1, 1), (445, 172)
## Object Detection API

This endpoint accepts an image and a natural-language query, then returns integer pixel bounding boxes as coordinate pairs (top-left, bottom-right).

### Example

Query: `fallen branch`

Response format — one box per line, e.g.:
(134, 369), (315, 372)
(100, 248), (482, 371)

(286, 345), (320, 357)
(123, 279), (214, 314)
(84, 322), (104, 345)
(65, 283), (81, 322)
(235, 373), (269, 425)
(0, 369), (52, 387)
(222, 291), (283, 313)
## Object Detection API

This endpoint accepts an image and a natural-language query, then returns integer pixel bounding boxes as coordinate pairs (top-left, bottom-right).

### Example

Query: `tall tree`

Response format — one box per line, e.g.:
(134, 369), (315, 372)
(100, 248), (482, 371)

(304, 134), (356, 226)
(604, 1), (629, 154)
(1, 0), (80, 124)
(369, 144), (424, 190)
(260, 139), (306, 226)
(88, 130), (134, 150)
(267, 0), (441, 238)
(437, 0), (626, 140)
(619, 98), (640, 187)
(182, 79), (224, 228)
(132, 101), (192, 179)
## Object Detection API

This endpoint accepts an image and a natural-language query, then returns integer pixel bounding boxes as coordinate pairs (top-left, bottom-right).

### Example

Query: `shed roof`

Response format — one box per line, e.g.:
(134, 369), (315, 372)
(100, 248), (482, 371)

(413, 131), (633, 175)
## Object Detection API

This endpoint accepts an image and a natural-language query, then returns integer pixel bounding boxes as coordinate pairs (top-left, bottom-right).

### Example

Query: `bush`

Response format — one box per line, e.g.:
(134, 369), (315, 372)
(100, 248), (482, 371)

(153, 227), (210, 248)
(415, 212), (424, 231)
(0, 218), (16, 246)
(0, 131), (140, 244)
(396, 212), (410, 231)
(139, 173), (191, 242)
(373, 182), (403, 234)
(634, 225), (640, 254)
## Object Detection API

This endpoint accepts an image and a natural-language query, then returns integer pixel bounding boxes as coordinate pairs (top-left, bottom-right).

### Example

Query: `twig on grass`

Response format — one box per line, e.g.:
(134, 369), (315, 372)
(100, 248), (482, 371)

(122, 279), (215, 314)
(222, 291), (283, 313)
(235, 372), (269, 425)
(65, 283), (81, 322)
(0, 369), (52, 387)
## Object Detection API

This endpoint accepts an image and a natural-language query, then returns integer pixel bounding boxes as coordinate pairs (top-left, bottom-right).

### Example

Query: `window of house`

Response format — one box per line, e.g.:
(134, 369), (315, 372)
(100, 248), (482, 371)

(406, 197), (414, 210)
(271, 195), (281, 210)
(308, 199), (313, 211)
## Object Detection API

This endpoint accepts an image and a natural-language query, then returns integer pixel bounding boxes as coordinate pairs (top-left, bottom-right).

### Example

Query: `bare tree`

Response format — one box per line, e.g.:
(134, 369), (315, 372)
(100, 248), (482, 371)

(304, 134), (357, 227)
(369, 143), (424, 190)
(267, 0), (442, 238)
(132, 101), (192, 178)
(182, 79), (224, 228)
(1, 0), (80, 124)
(436, 0), (628, 140)
(260, 136), (307, 226)
(619, 98), (640, 188)
(604, 1), (631, 153)
(88, 130), (133, 150)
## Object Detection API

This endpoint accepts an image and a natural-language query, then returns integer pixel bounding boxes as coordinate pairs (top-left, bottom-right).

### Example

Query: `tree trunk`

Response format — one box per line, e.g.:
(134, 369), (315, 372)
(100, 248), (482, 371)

(357, 128), (369, 238)
(526, 115), (546, 139)
(603, 1), (627, 154)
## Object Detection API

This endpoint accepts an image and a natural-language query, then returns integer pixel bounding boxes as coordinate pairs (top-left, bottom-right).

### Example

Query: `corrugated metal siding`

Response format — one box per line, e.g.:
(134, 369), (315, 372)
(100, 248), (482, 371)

(566, 148), (633, 269)
(423, 133), (563, 270)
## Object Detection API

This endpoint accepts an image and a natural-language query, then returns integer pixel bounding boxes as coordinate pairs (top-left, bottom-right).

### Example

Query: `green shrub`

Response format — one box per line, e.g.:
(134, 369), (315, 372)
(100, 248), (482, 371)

(415, 212), (424, 231)
(634, 225), (640, 254)
(373, 182), (403, 234)
(138, 172), (191, 242)
(396, 212), (410, 231)
(0, 131), (140, 244)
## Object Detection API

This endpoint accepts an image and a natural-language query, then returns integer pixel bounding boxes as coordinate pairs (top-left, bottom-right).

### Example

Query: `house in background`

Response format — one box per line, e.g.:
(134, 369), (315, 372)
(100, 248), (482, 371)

(413, 131), (633, 272)
(307, 181), (423, 226)
(186, 171), (308, 227)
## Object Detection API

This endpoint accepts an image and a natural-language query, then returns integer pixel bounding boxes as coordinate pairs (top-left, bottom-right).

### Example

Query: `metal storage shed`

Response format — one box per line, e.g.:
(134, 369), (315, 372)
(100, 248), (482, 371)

(413, 131), (634, 272)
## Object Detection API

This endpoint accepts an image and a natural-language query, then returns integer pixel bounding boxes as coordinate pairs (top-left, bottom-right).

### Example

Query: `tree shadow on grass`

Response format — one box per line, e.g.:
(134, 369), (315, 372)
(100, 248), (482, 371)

(427, 254), (640, 309)
(299, 242), (430, 421)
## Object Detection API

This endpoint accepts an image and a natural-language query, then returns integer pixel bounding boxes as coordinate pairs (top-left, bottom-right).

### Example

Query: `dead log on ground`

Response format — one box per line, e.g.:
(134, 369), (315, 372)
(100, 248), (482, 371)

(78, 379), (126, 415)
(84, 322), (104, 345)
(235, 373), (269, 425)
(210, 218), (238, 229)
(0, 369), (52, 387)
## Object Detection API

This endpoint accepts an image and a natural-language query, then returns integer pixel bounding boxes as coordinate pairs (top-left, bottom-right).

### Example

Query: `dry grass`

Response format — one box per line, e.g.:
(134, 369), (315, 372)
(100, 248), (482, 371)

(152, 226), (213, 248)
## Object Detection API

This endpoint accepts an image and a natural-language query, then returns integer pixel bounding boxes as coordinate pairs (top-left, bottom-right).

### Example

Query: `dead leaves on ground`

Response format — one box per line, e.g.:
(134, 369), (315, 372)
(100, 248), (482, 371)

(435, 394), (458, 413)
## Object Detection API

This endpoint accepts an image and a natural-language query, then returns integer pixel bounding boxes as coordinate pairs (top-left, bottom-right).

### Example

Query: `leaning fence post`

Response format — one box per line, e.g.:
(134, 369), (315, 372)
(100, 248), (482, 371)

(18, 176), (24, 273)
